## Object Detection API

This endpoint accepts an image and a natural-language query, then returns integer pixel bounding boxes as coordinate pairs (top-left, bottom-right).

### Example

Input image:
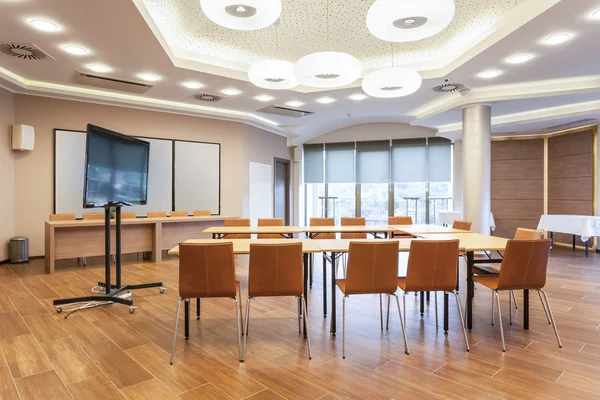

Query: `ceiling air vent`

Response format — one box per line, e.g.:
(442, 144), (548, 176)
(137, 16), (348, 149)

(71, 72), (153, 94)
(257, 105), (313, 118)
(192, 93), (222, 102)
(0, 43), (54, 60)
(433, 81), (467, 93)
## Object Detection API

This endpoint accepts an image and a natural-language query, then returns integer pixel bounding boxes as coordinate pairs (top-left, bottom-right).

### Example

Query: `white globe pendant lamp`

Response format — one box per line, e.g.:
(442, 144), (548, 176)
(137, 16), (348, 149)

(366, 0), (456, 42)
(294, 51), (361, 88)
(248, 59), (298, 89)
(362, 67), (422, 98)
(200, 0), (282, 31)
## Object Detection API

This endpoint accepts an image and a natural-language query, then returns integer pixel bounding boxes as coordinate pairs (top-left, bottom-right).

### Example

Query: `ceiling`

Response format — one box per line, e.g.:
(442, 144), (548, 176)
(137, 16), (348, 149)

(0, 0), (599, 144)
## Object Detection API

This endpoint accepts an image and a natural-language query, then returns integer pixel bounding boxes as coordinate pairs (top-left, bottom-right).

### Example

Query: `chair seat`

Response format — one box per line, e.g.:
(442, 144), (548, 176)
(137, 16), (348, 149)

(472, 275), (499, 290)
(398, 276), (407, 291)
(473, 265), (500, 275)
(336, 279), (346, 294)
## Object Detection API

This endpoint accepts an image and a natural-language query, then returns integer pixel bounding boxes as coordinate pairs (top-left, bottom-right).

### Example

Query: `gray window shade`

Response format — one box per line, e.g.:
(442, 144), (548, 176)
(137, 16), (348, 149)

(427, 137), (452, 182)
(303, 144), (324, 183)
(357, 140), (390, 183)
(392, 138), (426, 182)
(325, 142), (355, 183)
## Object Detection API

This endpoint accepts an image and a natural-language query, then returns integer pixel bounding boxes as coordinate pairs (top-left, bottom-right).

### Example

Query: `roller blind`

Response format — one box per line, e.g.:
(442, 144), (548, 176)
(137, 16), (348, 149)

(357, 140), (390, 183)
(391, 138), (426, 182)
(325, 142), (355, 183)
(303, 144), (324, 183)
(427, 137), (452, 182)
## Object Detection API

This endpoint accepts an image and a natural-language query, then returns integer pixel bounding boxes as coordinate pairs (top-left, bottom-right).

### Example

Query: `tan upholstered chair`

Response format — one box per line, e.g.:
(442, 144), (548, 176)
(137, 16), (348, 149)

(170, 242), (243, 363)
(121, 212), (137, 219)
(223, 218), (251, 239)
(389, 216), (413, 238)
(336, 241), (409, 358)
(193, 210), (211, 216)
(257, 218), (284, 239)
(340, 217), (367, 239)
(50, 213), (76, 221)
(396, 240), (469, 351)
(82, 213), (104, 220)
(147, 211), (167, 218)
(244, 243), (311, 360)
(473, 239), (560, 351)
(170, 211), (189, 217)
(453, 220), (472, 231)
(308, 218), (335, 301)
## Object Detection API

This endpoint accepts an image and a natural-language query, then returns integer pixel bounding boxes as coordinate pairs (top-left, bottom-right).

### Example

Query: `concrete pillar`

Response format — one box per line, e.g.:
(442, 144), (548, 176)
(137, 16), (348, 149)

(452, 140), (463, 214)
(462, 104), (491, 234)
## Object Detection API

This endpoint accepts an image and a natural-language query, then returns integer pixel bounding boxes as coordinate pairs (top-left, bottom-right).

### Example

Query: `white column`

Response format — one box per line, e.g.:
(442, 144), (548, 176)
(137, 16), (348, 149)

(452, 140), (463, 213)
(462, 104), (491, 234)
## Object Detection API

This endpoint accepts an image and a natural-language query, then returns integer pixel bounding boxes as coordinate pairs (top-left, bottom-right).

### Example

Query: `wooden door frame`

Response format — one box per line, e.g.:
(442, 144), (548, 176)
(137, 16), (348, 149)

(273, 157), (291, 225)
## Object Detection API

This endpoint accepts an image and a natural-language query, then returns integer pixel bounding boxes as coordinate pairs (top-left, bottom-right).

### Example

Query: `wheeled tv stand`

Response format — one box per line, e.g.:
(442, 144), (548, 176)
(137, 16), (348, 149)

(53, 203), (165, 316)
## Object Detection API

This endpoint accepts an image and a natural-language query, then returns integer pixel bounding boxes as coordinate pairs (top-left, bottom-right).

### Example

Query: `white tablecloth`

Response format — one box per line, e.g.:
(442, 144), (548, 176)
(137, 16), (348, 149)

(436, 211), (496, 231)
(537, 215), (600, 242)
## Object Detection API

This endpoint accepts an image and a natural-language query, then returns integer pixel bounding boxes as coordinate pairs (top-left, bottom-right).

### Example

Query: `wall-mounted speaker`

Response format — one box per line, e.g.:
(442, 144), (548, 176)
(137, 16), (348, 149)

(11, 125), (35, 151)
(293, 147), (302, 162)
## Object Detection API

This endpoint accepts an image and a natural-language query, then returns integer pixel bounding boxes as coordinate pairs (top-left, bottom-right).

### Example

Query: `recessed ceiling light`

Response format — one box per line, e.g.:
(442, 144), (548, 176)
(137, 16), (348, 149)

(182, 81), (204, 89)
(221, 88), (241, 96)
(62, 45), (88, 55)
(29, 19), (59, 32)
(591, 9), (600, 19)
(543, 33), (571, 45)
(316, 97), (336, 104)
(255, 95), (274, 102)
(507, 54), (532, 64)
(348, 93), (368, 101)
(87, 64), (111, 73)
(138, 73), (160, 82)
(286, 101), (304, 107)
(478, 70), (502, 79)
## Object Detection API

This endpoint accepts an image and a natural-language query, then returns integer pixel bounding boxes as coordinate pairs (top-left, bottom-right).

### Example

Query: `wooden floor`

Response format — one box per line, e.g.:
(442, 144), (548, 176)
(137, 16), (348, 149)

(1, 248), (600, 399)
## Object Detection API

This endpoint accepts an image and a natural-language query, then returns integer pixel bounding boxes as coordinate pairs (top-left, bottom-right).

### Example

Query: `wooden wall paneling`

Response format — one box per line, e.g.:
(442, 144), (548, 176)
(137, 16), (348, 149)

(492, 180), (544, 200)
(491, 159), (544, 180)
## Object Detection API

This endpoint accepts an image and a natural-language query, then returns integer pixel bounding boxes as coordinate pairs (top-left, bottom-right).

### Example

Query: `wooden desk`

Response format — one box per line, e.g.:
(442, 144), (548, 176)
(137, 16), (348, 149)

(45, 216), (227, 273)
(203, 226), (303, 239)
(300, 225), (393, 239)
(386, 224), (471, 235)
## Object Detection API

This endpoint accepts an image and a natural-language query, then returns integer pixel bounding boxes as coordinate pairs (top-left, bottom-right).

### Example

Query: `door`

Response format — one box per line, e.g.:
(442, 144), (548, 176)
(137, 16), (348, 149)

(274, 158), (290, 225)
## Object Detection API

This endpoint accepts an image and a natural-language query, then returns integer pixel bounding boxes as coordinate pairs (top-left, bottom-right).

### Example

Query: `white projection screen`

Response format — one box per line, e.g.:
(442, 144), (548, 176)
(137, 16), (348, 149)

(173, 141), (220, 214)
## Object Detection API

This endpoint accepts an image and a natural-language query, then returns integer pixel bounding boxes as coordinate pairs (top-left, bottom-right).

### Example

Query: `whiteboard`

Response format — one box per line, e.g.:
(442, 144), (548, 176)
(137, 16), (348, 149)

(249, 162), (273, 225)
(174, 141), (220, 214)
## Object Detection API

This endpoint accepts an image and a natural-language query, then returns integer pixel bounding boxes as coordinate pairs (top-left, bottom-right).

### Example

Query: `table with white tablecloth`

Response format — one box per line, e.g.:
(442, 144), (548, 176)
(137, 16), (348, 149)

(537, 215), (600, 256)
(436, 211), (496, 232)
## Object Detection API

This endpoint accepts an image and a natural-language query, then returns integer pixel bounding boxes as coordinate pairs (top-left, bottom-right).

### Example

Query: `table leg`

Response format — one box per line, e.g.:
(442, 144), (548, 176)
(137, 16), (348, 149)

(420, 292), (425, 315)
(586, 240), (589, 257)
(184, 299), (190, 340)
(524, 289), (529, 330)
(573, 235), (576, 250)
(550, 232), (554, 248)
(309, 254), (313, 288)
(303, 253), (309, 338)
(331, 252), (337, 336)
(444, 292), (449, 333)
(426, 291), (430, 302)
(323, 253), (327, 317)
(466, 251), (474, 331)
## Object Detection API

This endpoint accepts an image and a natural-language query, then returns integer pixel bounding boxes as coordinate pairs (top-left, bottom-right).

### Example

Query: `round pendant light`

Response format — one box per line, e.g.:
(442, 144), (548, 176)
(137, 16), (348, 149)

(248, 59), (298, 89)
(362, 68), (422, 98)
(366, 0), (455, 42)
(200, 0), (282, 31)
(294, 52), (361, 88)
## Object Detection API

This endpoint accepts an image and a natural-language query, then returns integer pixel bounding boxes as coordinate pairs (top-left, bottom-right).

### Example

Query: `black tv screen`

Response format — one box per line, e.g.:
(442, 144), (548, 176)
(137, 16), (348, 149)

(83, 124), (149, 208)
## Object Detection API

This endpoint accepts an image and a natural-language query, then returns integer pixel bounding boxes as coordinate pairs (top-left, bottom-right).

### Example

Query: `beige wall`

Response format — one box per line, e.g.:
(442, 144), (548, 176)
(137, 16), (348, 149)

(306, 122), (437, 143)
(0, 88), (15, 261)
(12, 95), (288, 256)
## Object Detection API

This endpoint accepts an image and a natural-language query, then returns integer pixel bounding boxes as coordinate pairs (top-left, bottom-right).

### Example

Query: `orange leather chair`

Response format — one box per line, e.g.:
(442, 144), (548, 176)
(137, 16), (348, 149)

(49, 213), (76, 221)
(257, 218), (284, 239)
(453, 220), (472, 231)
(396, 240), (469, 351)
(121, 212), (137, 219)
(223, 218), (251, 239)
(244, 243), (311, 360)
(170, 211), (189, 217)
(170, 242), (243, 364)
(147, 211), (167, 218)
(340, 217), (367, 239)
(309, 218), (335, 288)
(193, 210), (211, 216)
(473, 239), (560, 351)
(388, 216), (413, 238)
(336, 241), (409, 358)
(82, 213), (104, 220)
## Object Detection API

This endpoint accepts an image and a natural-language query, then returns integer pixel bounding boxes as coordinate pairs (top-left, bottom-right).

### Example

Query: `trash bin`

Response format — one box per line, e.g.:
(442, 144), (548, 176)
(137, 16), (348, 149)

(9, 237), (29, 263)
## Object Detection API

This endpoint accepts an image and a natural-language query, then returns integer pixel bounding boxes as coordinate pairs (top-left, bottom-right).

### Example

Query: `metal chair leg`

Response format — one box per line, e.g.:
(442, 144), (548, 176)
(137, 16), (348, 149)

(494, 291), (506, 352)
(342, 296), (347, 359)
(235, 297), (243, 362)
(379, 294), (383, 330)
(538, 290), (551, 324)
(511, 290), (519, 309)
(452, 291), (470, 351)
(196, 298), (200, 320)
(170, 299), (184, 364)
(297, 297), (302, 334)
(237, 282), (244, 336)
(302, 296), (312, 359)
(491, 290), (495, 326)
(393, 294), (409, 354)
(509, 291), (512, 325)
(386, 294), (391, 330)
(243, 298), (252, 359)
(539, 289), (562, 348)
(403, 292), (407, 328)
(83, 257), (87, 266)
(434, 291), (438, 328)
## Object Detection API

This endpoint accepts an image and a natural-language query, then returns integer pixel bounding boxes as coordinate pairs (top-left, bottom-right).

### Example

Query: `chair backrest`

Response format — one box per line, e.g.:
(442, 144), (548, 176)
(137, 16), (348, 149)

(223, 218), (251, 239)
(344, 241), (399, 294)
(82, 213), (104, 220)
(310, 218), (335, 239)
(193, 210), (211, 216)
(50, 213), (76, 221)
(178, 242), (237, 299)
(170, 211), (189, 217)
(452, 220), (472, 231)
(248, 243), (303, 297)
(389, 216), (413, 225)
(514, 228), (543, 240)
(147, 211), (167, 218)
(121, 212), (137, 219)
(341, 217), (367, 239)
(498, 240), (552, 290)
(404, 240), (460, 292)
(257, 218), (285, 239)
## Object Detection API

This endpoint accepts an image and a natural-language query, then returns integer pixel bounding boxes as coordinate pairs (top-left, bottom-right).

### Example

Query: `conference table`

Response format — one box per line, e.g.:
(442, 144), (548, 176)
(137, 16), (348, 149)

(203, 226), (303, 239)
(300, 225), (394, 239)
(386, 224), (472, 235)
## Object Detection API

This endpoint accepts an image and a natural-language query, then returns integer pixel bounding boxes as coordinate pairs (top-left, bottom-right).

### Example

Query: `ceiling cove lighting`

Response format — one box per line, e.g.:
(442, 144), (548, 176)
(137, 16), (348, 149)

(348, 93), (368, 101)
(478, 70), (502, 79)
(366, 0), (455, 42)
(543, 33), (571, 45)
(222, 88), (241, 95)
(248, 60), (299, 90)
(295, 52), (361, 88)
(182, 81), (204, 89)
(255, 95), (274, 102)
(62, 45), (88, 55)
(138, 73), (160, 81)
(507, 54), (532, 64)
(87, 64), (111, 73)
(29, 19), (60, 32)
(316, 97), (335, 104)
(362, 68), (422, 98)
(286, 100), (304, 107)
(200, 0), (282, 31)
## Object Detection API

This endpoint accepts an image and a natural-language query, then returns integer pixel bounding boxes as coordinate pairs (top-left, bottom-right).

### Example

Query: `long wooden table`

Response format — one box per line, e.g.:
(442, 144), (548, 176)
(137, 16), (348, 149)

(203, 226), (303, 239)
(387, 224), (471, 235)
(45, 216), (227, 273)
(300, 225), (393, 239)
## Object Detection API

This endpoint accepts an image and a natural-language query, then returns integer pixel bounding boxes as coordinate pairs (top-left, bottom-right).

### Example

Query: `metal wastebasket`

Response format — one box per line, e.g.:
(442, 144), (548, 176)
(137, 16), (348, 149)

(9, 237), (29, 263)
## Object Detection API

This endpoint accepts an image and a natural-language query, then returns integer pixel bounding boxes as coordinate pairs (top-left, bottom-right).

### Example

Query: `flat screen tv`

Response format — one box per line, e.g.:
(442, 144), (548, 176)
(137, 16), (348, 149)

(83, 124), (149, 208)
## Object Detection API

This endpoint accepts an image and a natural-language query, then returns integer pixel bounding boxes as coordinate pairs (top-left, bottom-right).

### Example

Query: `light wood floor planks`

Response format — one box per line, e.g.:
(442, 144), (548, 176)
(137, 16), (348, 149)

(0, 248), (600, 399)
